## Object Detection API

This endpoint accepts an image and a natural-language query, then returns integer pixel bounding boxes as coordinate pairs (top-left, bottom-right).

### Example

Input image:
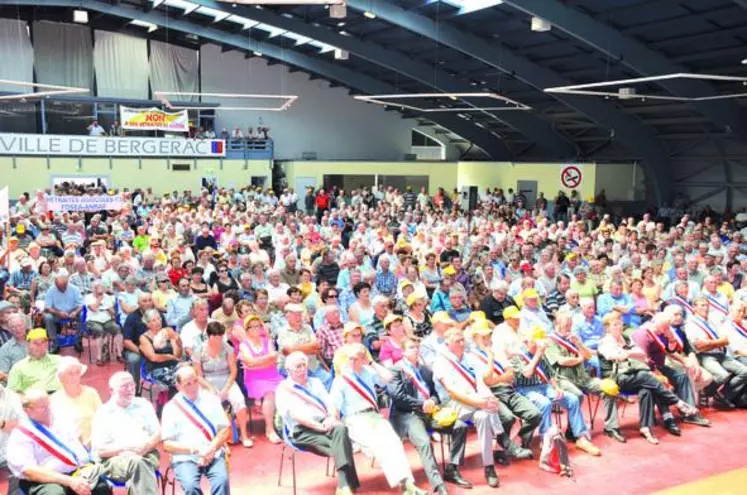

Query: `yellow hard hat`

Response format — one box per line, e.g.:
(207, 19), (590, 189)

(599, 378), (620, 397)
(471, 319), (494, 336)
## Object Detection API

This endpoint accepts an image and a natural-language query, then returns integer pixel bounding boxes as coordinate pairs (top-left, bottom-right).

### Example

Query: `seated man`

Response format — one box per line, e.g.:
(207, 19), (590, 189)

(122, 292), (164, 386)
(685, 297), (747, 408)
(663, 304), (713, 401)
(161, 366), (230, 495)
(546, 312), (622, 442)
(572, 298), (605, 376)
(598, 313), (698, 445)
(0, 382), (23, 494)
(180, 299), (214, 359)
(389, 338), (469, 494)
(277, 351), (359, 495)
(278, 304), (330, 387)
(8, 390), (111, 495)
(0, 313), (29, 383)
(433, 329), (503, 488)
(512, 327), (601, 457)
(43, 273), (83, 353)
(7, 328), (61, 396)
(631, 312), (710, 432)
(91, 372), (161, 495)
(471, 321), (537, 459)
(330, 343), (426, 495)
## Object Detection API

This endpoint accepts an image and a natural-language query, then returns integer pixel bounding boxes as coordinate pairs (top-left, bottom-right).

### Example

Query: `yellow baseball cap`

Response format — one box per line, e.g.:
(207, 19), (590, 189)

(530, 326), (547, 341)
(443, 266), (457, 276)
(469, 311), (487, 322)
(383, 314), (403, 329)
(406, 293), (420, 307)
(26, 328), (48, 341)
(502, 306), (520, 320)
(471, 319), (494, 336)
(343, 321), (364, 336)
(565, 253), (577, 261)
(522, 288), (539, 299)
(432, 311), (455, 325)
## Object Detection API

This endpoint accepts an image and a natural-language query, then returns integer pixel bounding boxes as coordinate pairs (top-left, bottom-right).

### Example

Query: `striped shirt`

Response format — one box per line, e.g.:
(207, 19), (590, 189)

(511, 350), (555, 388)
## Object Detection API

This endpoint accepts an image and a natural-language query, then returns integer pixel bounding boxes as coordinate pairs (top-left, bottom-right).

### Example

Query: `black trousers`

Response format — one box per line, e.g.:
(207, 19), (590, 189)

(389, 410), (448, 490)
(617, 370), (680, 428)
(292, 424), (360, 490)
(492, 385), (542, 448)
(659, 364), (696, 410)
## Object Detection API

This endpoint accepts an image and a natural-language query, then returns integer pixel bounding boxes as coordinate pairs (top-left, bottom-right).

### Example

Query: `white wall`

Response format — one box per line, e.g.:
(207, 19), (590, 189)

(200, 44), (415, 161)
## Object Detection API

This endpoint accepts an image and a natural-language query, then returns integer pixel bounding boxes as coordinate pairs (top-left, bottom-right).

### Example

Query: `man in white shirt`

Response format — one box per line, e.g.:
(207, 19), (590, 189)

(180, 299), (214, 359)
(87, 121), (107, 137)
(276, 351), (359, 495)
(8, 389), (110, 495)
(161, 366), (230, 495)
(90, 372), (161, 494)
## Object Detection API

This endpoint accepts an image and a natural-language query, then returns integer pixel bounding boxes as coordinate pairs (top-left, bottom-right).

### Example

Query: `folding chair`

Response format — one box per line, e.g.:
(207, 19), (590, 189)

(56, 316), (83, 357)
(79, 306), (94, 364)
(278, 423), (332, 495)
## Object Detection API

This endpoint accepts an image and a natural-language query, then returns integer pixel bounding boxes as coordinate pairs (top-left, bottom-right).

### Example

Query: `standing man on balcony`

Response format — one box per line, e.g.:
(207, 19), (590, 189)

(87, 121), (107, 137)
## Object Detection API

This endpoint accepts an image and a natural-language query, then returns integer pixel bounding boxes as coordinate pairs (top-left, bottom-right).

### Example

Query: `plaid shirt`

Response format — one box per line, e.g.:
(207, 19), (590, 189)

(375, 270), (398, 297)
(316, 321), (345, 361)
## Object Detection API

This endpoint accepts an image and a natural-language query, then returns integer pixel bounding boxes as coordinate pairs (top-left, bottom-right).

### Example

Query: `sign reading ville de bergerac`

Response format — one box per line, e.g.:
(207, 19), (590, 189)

(0, 133), (225, 157)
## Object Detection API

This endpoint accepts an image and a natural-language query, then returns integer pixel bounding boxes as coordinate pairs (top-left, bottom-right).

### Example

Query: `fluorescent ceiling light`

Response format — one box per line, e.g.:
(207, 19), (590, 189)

(363, 11), (376, 19)
(353, 92), (531, 112)
(130, 20), (159, 32)
(155, 90), (298, 111)
(253, 51), (263, 57)
(544, 73), (747, 102)
(0, 79), (89, 101)
(73, 9), (88, 24)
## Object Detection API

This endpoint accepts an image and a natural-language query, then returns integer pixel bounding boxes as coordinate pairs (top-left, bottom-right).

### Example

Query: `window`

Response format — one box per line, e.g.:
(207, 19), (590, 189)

(411, 129), (445, 160)
(0, 101), (39, 134)
(45, 101), (94, 135)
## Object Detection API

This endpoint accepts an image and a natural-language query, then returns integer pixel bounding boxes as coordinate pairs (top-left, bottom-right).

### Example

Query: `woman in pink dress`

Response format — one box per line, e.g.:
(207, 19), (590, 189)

(238, 314), (283, 443)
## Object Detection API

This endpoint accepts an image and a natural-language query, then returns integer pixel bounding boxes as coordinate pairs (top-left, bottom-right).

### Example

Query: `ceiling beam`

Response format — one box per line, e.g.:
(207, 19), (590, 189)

(187, 0), (575, 158)
(504, 0), (747, 142)
(0, 0), (514, 159)
(348, 0), (672, 202)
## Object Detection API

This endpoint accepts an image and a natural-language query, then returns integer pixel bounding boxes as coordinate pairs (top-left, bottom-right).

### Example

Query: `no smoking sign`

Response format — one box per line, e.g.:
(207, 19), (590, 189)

(560, 165), (582, 189)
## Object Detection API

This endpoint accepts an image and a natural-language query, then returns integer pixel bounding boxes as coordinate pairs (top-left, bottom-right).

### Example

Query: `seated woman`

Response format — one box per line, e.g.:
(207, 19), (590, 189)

(193, 321), (253, 448)
(239, 314), (284, 443)
(50, 356), (102, 447)
(378, 314), (407, 367)
(139, 308), (183, 391)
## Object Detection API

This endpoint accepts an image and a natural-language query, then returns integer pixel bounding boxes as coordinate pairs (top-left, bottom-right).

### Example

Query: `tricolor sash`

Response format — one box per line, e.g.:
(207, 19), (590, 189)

(670, 296), (694, 315)
(472, 348), (506, 375)
(18, 420), (80, 468)
(706, 294), (729, 316)
(402, 363), (430, 399)
(732, 320), (747, 341)
(342, 373), (379, 411)
(288, 383), (328, 416)
(692, 317), (719, 341)
(175, 395), (217, 442)
(518, 350), (549, 383)
(443, 353), (477, 390)
(670, 327), (685, 352)
(549, 333), (580, 356)
(646, 328), (668, 353)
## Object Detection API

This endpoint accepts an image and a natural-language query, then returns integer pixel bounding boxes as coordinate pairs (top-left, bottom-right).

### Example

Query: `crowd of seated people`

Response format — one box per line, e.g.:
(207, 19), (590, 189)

(2, 179), (747, 495)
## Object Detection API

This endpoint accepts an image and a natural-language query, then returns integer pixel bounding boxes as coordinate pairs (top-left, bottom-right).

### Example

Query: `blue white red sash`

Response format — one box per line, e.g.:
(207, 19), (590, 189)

(706, 294), (729, 316)
(18, 420), (79, 468)
(670, 296), (694, 315)
(692, 317), (719, 340)
(646, 328), (668, 353)
(401, 363), (430, 399)
(472, 348), (506, 375)
(669, 327), (685, 352)
(443, 353), (477, 390)
(342, 373), (379, 411)
(288, 383), (328, 416)
(175, 395), (217, 442)
(732, 320), (747, 341)
(518, 350), (549, 383)
(549, 333), (580, 356)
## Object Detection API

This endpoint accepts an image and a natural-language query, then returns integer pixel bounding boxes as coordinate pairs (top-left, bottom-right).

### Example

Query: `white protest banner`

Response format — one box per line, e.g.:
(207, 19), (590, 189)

(0, 187), (8, 222)
(48, 195), (125, 212)
(0, 133), (225, 157)
(120, 106), (189, 132)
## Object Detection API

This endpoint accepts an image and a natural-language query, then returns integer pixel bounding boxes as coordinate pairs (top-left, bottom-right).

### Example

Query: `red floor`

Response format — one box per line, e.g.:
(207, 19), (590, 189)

(4, 354), (747, 494)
